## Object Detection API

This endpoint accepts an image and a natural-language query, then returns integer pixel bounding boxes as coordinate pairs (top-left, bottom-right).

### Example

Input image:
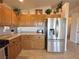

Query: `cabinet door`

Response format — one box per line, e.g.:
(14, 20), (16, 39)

(1, 5), (12, 26)
(31, 36), (45, 49)
(8, 36), (22, 59)
(18, 14), (27, 26)
(26, 15), (31, 26)
(0, 4), (2, 26)
(28, 15), (37, 26)
(21, 36), (32, 49)
(6, 7), (12, 26)
(11, 11), (17, 26)
(30, 15), (46, 26)
(33, 14), (46, 21)
(8, 42), (16, 59)
(16, 36), (22, 55)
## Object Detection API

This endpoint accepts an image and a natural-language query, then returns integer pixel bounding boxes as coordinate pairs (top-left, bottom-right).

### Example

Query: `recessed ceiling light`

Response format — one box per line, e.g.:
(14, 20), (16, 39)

(19, 0), (24, 2)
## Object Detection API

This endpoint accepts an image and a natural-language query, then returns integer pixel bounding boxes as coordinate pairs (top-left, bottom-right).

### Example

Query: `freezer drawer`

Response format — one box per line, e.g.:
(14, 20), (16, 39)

(47, 39), (65, 52)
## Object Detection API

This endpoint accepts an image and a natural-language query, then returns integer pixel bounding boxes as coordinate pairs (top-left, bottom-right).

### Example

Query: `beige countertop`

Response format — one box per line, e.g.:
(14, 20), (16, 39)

(0, 33), (45, 41)
(19, 33), (45, 36)
(0, 34), (21, 40)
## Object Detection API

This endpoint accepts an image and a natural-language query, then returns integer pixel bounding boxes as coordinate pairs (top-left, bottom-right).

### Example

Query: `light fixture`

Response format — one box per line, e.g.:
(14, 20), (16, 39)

(19, 0), (24, 2)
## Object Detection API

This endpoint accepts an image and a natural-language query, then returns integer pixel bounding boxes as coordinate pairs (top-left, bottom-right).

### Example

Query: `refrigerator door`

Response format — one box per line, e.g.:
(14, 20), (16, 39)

(47, 18), (66, 40)
(57, 18), (66, 39)
(47, 18), (57, 39)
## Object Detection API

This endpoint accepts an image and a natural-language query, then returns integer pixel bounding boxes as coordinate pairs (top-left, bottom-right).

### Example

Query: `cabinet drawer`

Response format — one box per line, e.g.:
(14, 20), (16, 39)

(32, 35), (45, 39)
(9, 39), (16, 45)
(21, 35), (32, 39)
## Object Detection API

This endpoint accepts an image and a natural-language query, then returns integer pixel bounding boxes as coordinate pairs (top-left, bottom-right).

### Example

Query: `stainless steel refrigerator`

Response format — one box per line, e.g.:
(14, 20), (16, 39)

(47, 18), (66, 52)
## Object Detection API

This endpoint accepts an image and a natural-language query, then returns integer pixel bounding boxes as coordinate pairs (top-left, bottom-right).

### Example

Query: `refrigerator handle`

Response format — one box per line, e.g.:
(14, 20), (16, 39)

(50, 29), (55, 35)
(53, 29), (55, 35)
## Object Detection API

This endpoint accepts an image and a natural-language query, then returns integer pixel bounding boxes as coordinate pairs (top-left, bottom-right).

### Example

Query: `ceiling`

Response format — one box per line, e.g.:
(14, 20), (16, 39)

(3, 0), (79, 11)
(3, 0), (58, 10)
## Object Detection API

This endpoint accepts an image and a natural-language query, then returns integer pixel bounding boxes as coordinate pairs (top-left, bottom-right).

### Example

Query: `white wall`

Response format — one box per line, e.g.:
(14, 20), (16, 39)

(70, 12), (79, 43)
(29, 6), (52, 14)
(62, 3), (69, 52)
(67, 17), (72, 38)
(21, 6), (53, 14)
(76, 18), (79, 43)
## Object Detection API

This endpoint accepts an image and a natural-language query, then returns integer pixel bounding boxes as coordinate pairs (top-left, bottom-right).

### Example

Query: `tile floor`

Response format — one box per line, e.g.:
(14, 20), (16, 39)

(16, 40), (79, 59)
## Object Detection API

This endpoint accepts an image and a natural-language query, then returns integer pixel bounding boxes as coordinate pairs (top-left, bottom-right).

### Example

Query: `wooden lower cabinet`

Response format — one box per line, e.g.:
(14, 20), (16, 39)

(32, 38), (45, 49)
(21, 35), (32, 49)
(22, 39), (32, 49)
(21, 35), (45, 50)
(7, 35), (45, 59)
(8, 42), (16, 59)
(8, 36), (22, 59)
(16, 38), (22, 54)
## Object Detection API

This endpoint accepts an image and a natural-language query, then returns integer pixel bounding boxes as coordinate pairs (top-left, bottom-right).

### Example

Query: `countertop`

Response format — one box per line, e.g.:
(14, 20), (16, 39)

(18, 33), (45, 36)
(0, 34), (21, 40)
(0, 33), (45, 40)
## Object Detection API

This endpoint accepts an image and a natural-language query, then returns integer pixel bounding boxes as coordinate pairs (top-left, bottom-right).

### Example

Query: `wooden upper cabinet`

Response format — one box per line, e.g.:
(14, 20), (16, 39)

(30, 14), (46, 26)
(29, 15), (36, 26)
(18, 14), (32, 26)
(1, 5), (12, 26)
(18, 14), (27, 26)
(45, 14), (61, 18)
(0, 4), (2, 26)
(35, 14), (46, 20)
(17, 14), (47, 26)
(11, 11), (17, 26)
(0, 3), (61, 26)
(0, 4), (17, 26)
(26, 15), (31, 26)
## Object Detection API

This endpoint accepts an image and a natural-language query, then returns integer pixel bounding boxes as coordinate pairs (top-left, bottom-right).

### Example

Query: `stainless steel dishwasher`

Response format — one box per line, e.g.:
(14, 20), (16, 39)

(0, 47), (6, 59)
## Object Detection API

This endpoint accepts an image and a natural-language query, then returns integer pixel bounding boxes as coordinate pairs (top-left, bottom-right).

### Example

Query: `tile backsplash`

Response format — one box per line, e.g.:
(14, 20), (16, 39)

(0, 26), (17, 35)
(17, 27), (44, 33)
(0, 26), (45, 34)
(0, 27), (4, 34)
(0, 26), (10, 34)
